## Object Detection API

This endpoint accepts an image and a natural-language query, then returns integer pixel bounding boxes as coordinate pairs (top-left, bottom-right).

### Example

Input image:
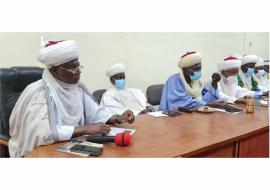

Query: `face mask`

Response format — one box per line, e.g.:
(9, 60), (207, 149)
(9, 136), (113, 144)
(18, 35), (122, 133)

(226, 76), (238, 85)
(190, 71), (202, 81)
(246, 68), (254, 77)
(114, 79), (126, 90)
(255, 70), (265, 77)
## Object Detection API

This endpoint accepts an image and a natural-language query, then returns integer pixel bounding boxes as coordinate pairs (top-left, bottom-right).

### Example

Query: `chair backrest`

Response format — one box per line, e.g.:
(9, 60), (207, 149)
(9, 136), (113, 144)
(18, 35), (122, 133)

(92, 89), (106, 104)
(0, 67), (43, 154)
(146, 84), (164, 106)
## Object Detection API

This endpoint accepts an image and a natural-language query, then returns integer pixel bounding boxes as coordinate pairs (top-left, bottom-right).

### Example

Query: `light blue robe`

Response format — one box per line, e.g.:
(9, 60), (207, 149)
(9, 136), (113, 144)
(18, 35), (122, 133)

(159, 74), (219, 111)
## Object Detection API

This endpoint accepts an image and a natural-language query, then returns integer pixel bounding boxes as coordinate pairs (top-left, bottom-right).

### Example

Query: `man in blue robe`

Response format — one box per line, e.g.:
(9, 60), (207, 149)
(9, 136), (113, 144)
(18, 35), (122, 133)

(159, 51), (221, 111)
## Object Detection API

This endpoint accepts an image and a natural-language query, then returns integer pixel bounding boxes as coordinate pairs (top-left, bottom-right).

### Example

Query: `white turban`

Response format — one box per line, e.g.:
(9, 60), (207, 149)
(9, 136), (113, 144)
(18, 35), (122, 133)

(241, 55), (258, 66)
(37, 40), (78, 67)
(106, 63), (126, 77)
(255, 57), (265, 68)
(218, 56), (241, 71)
(178, 51), (202, 68)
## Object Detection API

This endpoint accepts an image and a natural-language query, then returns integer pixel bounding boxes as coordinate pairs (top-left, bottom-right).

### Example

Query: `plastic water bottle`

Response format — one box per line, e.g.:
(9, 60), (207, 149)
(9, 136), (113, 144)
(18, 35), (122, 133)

(254, 89), (262, 110)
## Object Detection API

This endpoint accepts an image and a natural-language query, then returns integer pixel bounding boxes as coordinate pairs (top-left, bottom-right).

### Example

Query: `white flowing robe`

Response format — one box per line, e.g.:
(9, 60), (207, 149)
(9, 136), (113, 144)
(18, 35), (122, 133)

(100, 87), (149, 116)
(9, 71), (113, 157)
(216, 79), (255, 103)
(254, 75), (269, 92)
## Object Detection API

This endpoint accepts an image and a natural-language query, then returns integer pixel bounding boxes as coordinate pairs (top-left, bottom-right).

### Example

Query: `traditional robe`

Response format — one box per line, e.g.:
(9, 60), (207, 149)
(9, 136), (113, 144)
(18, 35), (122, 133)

(254, 74), (269, 92)
(238, 70), (267, 92)
(100, 87), (149, 116)
(159, 73), (219, 111)
(216, 78), (255, 103)
(9, 69), (113, 157)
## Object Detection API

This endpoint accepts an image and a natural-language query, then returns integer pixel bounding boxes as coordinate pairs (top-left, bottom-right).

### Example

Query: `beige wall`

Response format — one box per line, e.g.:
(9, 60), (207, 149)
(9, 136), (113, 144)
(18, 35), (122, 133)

(0, 33), (269, 93)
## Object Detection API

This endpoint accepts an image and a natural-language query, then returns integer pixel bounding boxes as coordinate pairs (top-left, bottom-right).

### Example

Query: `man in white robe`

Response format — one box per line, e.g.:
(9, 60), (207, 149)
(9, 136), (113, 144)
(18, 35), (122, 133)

(100, 63), (154, 116)
(9, 40), (134, 157)
(216, 56), (255, 104)
(254, 57), (269, 92)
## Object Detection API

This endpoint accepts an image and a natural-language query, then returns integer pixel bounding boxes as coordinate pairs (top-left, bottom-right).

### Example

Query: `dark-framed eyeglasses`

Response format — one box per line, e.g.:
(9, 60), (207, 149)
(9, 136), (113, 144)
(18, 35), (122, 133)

(58, 65), (84, 73)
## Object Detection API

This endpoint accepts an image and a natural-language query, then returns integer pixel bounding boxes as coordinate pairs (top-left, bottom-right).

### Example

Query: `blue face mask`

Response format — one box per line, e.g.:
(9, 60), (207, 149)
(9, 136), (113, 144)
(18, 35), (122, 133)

(246, 68), (254, 77)
(190, 71), (202, 81)
(114, 79), (126, 90)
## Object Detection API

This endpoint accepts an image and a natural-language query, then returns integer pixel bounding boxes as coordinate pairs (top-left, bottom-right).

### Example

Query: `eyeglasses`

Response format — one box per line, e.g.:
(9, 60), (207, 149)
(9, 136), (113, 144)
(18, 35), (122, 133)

(58, 65), (84, 73)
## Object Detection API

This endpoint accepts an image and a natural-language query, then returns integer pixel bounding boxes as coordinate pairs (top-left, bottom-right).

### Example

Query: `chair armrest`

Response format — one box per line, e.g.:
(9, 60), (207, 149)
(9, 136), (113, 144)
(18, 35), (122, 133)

(0, 135), (9, 146)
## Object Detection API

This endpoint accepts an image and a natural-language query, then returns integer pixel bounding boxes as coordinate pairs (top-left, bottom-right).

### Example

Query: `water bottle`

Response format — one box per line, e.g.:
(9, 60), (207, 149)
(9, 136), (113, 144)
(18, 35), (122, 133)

(254, 89), (262, 110)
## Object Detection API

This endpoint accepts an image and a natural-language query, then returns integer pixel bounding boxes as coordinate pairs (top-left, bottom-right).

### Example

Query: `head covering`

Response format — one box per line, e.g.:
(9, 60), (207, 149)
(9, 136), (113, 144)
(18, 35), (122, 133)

(218, 56), (241, 71)
(178, 51), (202, 68)
(37, 39), (78, 67)
(255, 57), (265, 68)
(106, 63), (126, 77)
(241, 55), (258, 66)
(232, 53), (243, 60)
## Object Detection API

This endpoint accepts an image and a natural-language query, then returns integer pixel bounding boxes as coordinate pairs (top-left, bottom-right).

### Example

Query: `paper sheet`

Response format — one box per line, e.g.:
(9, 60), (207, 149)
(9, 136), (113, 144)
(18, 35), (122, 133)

(147, 111), (168, 118)
(108, 127), (136, 136)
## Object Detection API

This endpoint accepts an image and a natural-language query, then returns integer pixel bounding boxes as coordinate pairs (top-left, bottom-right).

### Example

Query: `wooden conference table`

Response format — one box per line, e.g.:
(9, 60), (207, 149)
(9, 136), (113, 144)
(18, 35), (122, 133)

(26, 106), (269, 158)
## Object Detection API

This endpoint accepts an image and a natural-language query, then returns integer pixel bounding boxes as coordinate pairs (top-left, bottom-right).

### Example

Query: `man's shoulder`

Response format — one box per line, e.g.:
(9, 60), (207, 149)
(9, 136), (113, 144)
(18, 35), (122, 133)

(103, 87), (117, 97)
(22, 79), (45, 96)
(16, 79), (47, 106)
(129, 88), (144, 94)
(165, 73), (182, 86)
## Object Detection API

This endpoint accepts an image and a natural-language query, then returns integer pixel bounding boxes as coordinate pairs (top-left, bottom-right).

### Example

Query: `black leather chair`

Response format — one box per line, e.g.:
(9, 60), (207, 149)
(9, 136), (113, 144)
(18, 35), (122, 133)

(92, 89), (106, 104)
(0, 67), (43, 157)
(146, 84), (164, 106)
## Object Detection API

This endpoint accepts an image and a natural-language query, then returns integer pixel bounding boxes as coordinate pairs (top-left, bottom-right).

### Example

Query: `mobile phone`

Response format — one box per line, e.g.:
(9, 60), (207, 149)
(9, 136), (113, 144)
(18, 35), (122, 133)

(162, 110), (181, 117)
(225, 108), (243, 113)
(70, 144), (103, 156)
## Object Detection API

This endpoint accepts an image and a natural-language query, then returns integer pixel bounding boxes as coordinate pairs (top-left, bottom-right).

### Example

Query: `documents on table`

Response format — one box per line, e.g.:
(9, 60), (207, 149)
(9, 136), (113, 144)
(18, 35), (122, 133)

(147, 111), (168, 118)
(108, 127), (136, 136)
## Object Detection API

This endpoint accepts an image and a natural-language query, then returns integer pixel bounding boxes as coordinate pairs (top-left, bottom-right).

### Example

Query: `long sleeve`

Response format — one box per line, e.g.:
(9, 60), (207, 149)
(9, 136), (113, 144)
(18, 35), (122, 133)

(215, 84), (237, 103)
(83, 91), (114, 124)
(202, 82), (220, 103)
(100, 92), (128, 115)
(9, 88), (55, 157)
(235, 86), (255, 98)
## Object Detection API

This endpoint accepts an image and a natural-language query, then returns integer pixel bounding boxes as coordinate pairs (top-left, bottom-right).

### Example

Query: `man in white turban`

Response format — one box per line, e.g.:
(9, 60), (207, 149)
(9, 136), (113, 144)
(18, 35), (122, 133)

(9, 40), (134, 157)
(237, 54), (259, 91)
(237, 54), (268, 95)
(100, 63), (154, 116)
(159, 51), (222, 111)
(216, 56), (255, 104)
(254, 57), (269, 92)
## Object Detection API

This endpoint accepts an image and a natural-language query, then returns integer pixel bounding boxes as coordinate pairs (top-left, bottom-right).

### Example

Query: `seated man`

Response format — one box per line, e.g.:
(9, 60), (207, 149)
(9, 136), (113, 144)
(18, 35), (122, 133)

(9, 40), (134, 157)
(216, 56), (255, 104)
(159, 51), (221, 111)
(254, 57), (269, 92)
(100, 63), (154, 116)
(238, 54), (268, 96)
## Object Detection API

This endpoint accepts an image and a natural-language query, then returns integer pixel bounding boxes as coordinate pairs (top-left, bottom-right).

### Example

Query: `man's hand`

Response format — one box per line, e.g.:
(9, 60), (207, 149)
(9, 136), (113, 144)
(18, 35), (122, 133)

(243, 96), (252, 99)
(235, 98), (247, 104)
(139, 106), (155, 115)
(207, 102), (238, 110)
(72, 123), (111, 138)
(211, 73), (221, 89)
(263, 91), (269, 97)
(119, 110), (135, 124)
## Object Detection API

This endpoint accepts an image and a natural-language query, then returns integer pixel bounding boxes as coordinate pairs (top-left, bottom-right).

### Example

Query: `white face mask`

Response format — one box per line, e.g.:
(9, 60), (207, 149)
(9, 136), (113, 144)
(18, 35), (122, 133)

(225, 75), (238, 85)
(255, 70), (265, 77)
